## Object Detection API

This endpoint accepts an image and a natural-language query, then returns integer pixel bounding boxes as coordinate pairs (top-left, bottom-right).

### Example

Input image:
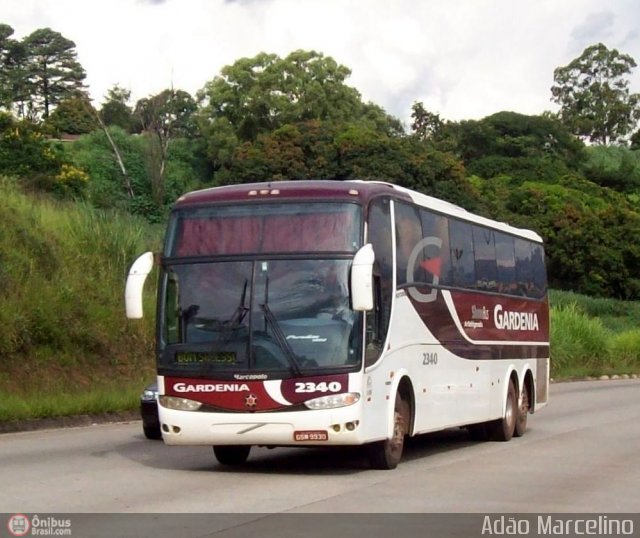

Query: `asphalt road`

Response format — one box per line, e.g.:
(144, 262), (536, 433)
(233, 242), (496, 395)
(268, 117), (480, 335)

(0, 379), (638, 520)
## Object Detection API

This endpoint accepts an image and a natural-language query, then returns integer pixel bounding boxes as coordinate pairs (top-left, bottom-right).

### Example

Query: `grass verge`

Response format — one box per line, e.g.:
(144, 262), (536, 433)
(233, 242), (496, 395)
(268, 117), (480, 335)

(0, 383), (142, 422)
(550, 290), (640, 378)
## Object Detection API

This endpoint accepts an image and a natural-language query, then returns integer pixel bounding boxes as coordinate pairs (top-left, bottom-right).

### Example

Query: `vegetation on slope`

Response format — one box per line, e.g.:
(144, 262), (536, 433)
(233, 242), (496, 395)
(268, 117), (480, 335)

(0, 177), (160, 420)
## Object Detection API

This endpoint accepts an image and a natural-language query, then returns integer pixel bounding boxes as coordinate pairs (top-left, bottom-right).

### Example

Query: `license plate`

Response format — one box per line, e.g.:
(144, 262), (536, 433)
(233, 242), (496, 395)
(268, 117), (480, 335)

(293, 430), (328, 442)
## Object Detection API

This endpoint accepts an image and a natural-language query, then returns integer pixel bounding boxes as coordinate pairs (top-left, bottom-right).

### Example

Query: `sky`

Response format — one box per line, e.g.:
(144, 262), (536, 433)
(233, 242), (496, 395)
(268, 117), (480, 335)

(2, 0), (640, 127)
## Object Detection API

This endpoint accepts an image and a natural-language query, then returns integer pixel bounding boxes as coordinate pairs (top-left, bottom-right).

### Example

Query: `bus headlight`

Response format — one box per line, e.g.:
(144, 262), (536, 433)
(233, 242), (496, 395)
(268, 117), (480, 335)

(304, 392), (360, 410)
(159, 395), (202, 411)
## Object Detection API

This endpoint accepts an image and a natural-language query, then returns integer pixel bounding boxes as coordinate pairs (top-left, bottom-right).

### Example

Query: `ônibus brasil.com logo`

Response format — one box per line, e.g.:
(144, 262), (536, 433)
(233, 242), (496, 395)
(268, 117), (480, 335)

(7, 514), (72, 536)
(7, 514), (30, 537)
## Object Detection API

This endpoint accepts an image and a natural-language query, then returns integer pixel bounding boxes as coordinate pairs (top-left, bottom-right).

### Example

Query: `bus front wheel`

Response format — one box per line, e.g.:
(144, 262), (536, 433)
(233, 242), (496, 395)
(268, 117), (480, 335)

(488, 379), (517, 442)
(367, 393), (409, 470)
(213, 445), (251, 465)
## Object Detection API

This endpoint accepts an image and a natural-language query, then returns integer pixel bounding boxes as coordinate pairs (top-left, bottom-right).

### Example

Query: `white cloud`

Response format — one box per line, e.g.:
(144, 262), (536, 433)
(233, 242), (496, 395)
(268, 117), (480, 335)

(1, 0), (640, 125)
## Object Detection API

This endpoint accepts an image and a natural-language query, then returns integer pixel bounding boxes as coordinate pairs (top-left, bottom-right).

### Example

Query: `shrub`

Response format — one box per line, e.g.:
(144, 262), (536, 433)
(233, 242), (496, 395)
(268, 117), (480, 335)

(550, 303), (609, 377)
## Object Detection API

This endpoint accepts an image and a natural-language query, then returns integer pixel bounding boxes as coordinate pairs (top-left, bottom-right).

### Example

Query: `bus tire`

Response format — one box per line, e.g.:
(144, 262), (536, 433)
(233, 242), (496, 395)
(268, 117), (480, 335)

(514, 381), (529, 437)
(213, 445), (251, 465)
(367, 392), (409, 470)
(143, 425), (162, 440)
(488, 379), (517, 442)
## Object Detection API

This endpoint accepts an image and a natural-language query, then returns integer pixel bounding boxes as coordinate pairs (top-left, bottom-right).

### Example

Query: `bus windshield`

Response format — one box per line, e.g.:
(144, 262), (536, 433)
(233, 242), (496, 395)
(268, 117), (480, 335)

(160, 202), (363, 374)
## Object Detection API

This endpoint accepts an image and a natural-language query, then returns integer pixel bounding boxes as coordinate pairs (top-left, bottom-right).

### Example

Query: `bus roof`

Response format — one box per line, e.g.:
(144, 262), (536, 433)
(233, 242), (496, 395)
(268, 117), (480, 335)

(174, 180), (543, 243)
(174, 180), (403, 207)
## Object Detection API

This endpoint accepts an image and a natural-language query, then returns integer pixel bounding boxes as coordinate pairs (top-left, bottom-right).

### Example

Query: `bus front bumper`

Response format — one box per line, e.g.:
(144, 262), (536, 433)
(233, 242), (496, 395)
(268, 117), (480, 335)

(158, 405), (367, 447)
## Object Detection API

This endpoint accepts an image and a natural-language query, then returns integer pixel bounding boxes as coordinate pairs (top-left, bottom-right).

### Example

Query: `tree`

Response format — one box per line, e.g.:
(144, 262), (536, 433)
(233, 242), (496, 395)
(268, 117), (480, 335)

(214, 118), (473, 209)
(43, 95), (98, 135)
(0, 110), (63, 177)
(360, 102), (405, 136)
(581, 145), (640, 192)
(411, 101), (445, 141)
(22, 28), (87, 119)
(0, 24), (32, 119)
(453, 111), (585, 181)
(96, 85), (138, 197)
(551, 43), (640, 145)
(134, 88), (197, 204)
(0, 23), (15, 107)
(197, 50), (400, 142)
(100, 84), (137, 133)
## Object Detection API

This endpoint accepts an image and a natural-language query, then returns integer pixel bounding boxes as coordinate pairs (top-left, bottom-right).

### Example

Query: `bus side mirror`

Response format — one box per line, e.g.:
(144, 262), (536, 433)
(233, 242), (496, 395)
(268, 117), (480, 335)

(351, 243), (375, 311)
(125, 251), (155, 319)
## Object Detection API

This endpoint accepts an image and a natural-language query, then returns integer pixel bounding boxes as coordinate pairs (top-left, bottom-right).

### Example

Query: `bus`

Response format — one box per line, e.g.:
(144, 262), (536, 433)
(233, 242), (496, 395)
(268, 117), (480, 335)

(125, 180), (549, 469)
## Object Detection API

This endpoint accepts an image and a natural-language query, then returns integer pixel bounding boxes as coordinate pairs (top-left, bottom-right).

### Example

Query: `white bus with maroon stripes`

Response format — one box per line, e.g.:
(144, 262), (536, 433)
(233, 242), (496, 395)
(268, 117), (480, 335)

(126, 180), (549, 469)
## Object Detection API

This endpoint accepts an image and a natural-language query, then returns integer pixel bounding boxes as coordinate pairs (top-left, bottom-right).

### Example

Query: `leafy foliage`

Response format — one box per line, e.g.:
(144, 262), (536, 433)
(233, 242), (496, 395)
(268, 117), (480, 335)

(43, 95), (99, 135)
(197, 50), (401, 143)
(411, 101), (446, 141)
(581, 145), (640, 192)
(0, 111), (64, 179)
(551, 43), (640, 145)
(99, 84), (138, 133)
(68, 125), (206, 221)
(0, 23), (17, 108)
(134, 88), (198, 205)
(22, 27), (87, 119)
(453, 111), (585, 181)
(214, 119), (474, 207)
(0, 24), (30, 117)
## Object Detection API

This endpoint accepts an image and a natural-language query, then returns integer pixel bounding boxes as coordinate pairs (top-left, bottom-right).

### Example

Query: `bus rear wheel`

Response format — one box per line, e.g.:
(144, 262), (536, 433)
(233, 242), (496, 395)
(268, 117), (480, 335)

(213, 445), (251, 465)
(367, 393), (409, 470)
(514, 382), (530, 437)
(488, 379), (517, 442)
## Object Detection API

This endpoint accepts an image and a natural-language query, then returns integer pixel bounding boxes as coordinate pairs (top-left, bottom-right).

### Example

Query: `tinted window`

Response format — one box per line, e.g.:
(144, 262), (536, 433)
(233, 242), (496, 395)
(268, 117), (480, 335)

(515, 238), (534, 296)
(395, 202), (424, 286)
(495, 232), (517, 294)
(421, 210), (450, 286)
(448, 220), (475, 287)
(368, 199), (393, 327)
(473, 226), (497, 291)
(367, 199), (393, 366)
(531, 243), (547, 299)
(389, 202), (546, 300)
(368, 199), (393, 287)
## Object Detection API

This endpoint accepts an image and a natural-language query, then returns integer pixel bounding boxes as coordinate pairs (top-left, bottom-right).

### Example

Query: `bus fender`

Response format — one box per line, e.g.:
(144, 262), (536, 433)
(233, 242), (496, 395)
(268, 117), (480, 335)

(384, 370), (413, 439)
(499, 365), (519, 417)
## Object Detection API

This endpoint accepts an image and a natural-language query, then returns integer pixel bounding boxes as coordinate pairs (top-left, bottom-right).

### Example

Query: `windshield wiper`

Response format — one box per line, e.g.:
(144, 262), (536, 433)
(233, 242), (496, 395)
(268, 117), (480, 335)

(259, 303), (303, 376)
(218, 279), (250, 343)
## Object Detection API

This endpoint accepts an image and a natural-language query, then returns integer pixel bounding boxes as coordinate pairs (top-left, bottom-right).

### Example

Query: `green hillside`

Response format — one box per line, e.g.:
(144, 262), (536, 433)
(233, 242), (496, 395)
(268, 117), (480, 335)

(0, 177), (159, 421)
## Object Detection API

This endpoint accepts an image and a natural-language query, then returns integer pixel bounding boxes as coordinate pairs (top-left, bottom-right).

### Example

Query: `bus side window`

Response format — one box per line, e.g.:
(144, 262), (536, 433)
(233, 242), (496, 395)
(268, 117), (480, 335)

(531, 244), (547, 298)
(420, 210), (450, 287)
(495, 232), (517, 294)
(395, 202), (423, 286)
(473, 226), (498, 292)
(365, 271), (383, 367)
(448, 220), (476, 288)
(515, 238), (534, 297)
(366, 199), (393, 366)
